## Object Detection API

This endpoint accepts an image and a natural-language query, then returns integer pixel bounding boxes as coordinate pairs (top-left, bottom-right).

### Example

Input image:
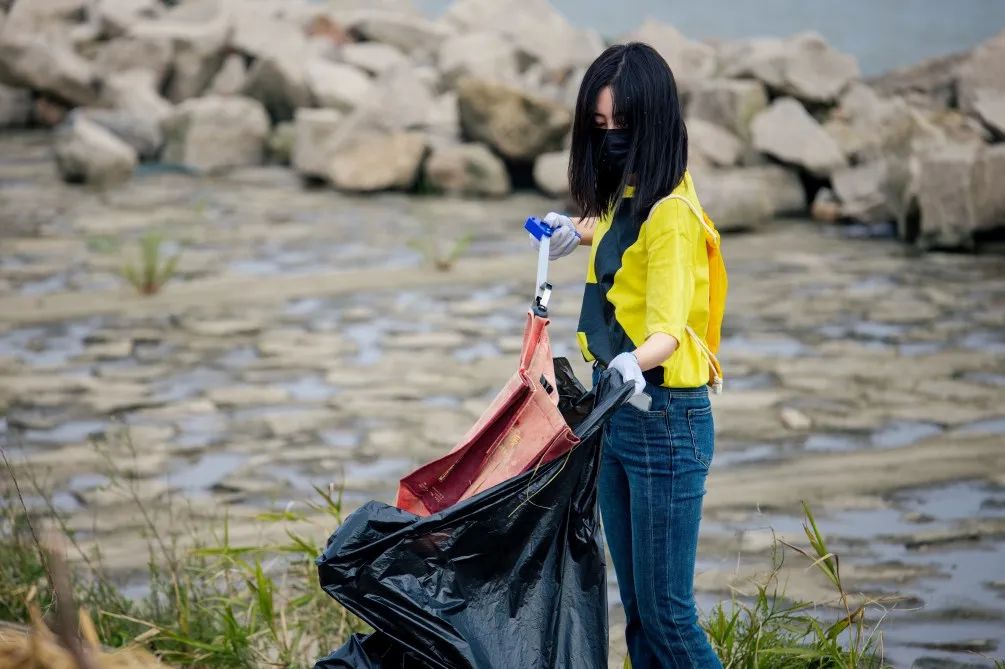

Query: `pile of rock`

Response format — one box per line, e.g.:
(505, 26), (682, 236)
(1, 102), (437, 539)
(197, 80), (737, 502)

(0, 0), (1002, 249)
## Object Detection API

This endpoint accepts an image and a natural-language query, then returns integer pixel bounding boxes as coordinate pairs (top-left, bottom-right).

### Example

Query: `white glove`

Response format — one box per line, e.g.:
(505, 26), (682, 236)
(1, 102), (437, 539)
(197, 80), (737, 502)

(528, 212), (580, 260)
(608, 351), (646, 397)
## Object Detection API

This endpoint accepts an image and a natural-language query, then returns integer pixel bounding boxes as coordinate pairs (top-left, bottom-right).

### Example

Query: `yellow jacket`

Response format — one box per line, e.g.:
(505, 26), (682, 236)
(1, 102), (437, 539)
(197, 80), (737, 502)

(576, 171), (720, 389)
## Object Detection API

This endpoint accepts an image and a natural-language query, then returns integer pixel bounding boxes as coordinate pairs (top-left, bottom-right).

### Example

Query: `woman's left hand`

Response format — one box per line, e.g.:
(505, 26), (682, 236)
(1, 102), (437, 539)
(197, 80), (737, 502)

(608, 352), (646, 396)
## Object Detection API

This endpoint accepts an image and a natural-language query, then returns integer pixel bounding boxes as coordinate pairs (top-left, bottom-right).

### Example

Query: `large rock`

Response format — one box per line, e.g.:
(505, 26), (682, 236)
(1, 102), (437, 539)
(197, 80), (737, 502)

(97, 0), (162, 37)
(4, 0), (86, 32)
(0, 35), (100, 106)
(229, 4), (308, 60)
(437, 31), (521, 87)
(425, 142), (510, 197)
(622, 19), (716, 92)
(328, 131), (427, 192)
(339, 42), (408, 77)
(687, 79), (768, 142)
(751, 97), (846, 176)
(207, 53), (247, 96)
(77, 108), (162, 159)
(129, 5), (229, 103)
(720, 32), (859, 104)
(822, 83), (900, 161)
(957, 28), (1005, 116)
(831, 161), (891, 222)
(161, 95), (269, 173)
(305, 59), (373, 112)
(973, 89), (1005, 140)
(457, 78), (571, 162)
(54, 114), (138, 186)
(242, 52), (312, 122)
(425, 91), (461, 141)
(687, 118), (742, 168)
(346, 64), (437, 133)
(442, 0), (603, 74)
(916, 144), (1005, 248)
(291, 107), (342, 178)
(533, 150), (569, 198)
(691, 165), (806, 230)
(0, 84), (32, 127)
(101, 69), (173, 124)
(346, 9), (452, 55)
(866, 51), (966, 110)
(89, 34), (174, 86)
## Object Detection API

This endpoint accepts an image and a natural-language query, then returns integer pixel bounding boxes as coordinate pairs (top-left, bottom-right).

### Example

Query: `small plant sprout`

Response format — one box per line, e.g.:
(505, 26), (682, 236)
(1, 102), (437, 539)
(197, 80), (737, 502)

(408, 230), (474, 272)
(122, 231), (181, 295)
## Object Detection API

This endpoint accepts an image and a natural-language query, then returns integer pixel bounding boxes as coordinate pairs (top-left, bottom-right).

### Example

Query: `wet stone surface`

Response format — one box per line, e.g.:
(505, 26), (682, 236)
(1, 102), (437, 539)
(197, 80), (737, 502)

(1, 131), (1004, 667)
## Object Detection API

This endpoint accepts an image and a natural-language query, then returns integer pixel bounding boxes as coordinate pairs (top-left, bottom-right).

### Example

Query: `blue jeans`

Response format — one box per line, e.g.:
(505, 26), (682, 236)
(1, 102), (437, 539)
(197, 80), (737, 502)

(592, 363), (721, 669)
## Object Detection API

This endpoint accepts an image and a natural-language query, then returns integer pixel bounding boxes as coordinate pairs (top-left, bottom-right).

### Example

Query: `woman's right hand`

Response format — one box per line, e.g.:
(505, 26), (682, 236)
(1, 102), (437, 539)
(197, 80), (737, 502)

(529, 212), (581, 260)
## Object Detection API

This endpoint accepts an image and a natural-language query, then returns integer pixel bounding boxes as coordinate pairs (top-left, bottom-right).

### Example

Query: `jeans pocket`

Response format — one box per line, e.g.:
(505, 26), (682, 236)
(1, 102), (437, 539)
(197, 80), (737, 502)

(686, 404), (714, 469)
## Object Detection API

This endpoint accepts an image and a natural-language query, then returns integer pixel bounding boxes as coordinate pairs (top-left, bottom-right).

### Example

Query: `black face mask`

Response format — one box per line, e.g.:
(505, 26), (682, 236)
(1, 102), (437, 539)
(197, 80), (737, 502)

(591, 127), (632, 208)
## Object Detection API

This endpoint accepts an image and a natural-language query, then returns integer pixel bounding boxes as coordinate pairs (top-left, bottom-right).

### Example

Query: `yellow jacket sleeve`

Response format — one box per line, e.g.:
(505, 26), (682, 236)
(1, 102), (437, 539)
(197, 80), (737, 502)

(644, 199), (697, 345)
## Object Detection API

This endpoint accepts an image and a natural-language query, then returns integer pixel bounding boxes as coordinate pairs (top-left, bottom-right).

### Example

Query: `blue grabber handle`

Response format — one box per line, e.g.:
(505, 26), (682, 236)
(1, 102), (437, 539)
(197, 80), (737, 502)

(524, 217), (554, 317)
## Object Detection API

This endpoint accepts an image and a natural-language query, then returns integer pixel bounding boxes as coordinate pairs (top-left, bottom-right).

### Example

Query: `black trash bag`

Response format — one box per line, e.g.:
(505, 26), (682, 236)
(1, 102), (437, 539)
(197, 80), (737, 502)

(314, 361), (633, 669)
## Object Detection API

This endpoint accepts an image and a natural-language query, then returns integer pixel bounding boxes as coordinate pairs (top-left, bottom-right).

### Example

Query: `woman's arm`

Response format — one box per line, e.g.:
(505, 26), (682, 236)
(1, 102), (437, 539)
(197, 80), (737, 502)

(573, 216), (598, 246)
(632, 332), (679, 372)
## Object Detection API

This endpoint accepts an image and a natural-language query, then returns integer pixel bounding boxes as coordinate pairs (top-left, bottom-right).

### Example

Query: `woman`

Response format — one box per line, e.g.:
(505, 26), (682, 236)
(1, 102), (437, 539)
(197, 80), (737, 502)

(529, 43), (722, 669)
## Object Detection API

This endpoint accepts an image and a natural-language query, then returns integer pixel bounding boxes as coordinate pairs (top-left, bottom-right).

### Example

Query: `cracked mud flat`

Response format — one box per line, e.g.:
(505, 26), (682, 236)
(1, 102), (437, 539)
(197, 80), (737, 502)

(1, 132), (1004, 668)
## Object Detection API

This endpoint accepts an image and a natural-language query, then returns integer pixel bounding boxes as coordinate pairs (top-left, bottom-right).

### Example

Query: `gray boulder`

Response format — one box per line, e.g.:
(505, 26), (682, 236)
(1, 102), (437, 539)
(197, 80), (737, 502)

(54, 114), (138, 186)
(0, 34), (100, 106)
(4, 0), (86, 32)
(207, 54), (247, 96)
(305, 59), (373, 112)
(533, 150), (570, 198)
(973, 89), (1005, 140)
(957, 27), (1005, 116)
(687, 118), (742, 167)
(622, 19), (715, 93)
(426, 91), (462, 141)
(437, 31), (521, 87)
(425, 142), (510, 197)
(100, 69), (173, 124)
(129, 3), (230, 103)
(691, 165), (806, 230)
(347, 10), (451, 55)
(291, 107), (342, 178)
(242, 52), (312, 122)
(442, 0), (603, 74)
(721, 32), (859, 104)
(916, 144), (1005, 248)
(347, 64), (437, 133)
(97, 0), (162, 37)
(831, 161), (891, 222)
(329, 131), (427, 192)
(77, 107), (163, 159)
(89, 34), (174, 86)
(339, 42), (408, 77)
(687, 79), (768, 142)
(161, 95), (270, 173)
(229, 4), (308, 60)
(457, 77), (571, 162)
(866, 51), (966, 110)
(0, 83), (32, 128)
(751, 97), (846, 176)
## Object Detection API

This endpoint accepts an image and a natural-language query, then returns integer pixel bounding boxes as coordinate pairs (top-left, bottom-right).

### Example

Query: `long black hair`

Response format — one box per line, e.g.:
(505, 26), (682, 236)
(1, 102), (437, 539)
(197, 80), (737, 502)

(568, 42), (688, 222)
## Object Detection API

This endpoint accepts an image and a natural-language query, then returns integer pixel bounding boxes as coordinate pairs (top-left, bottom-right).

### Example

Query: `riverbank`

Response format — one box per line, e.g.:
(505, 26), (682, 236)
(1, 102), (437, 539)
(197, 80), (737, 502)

(2, 129), (1004, 667)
